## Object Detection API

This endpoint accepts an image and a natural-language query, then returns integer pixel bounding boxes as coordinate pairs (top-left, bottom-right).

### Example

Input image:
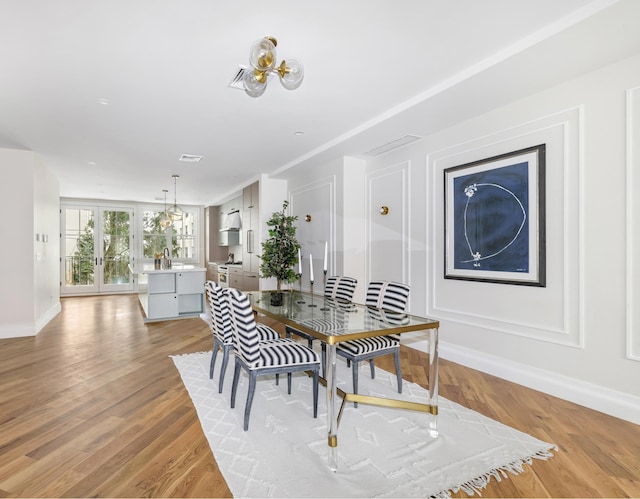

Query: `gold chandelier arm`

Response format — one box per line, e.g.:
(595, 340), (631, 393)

(276, 60), (289, 79)
(254, 68), (268, 84)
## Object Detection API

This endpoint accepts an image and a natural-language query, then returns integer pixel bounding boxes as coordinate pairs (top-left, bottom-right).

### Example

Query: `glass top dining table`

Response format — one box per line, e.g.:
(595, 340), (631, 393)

(246, 289), (440, 472)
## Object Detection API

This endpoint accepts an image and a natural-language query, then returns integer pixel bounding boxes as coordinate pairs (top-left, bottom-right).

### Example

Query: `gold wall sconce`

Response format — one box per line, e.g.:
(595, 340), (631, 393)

(379, 205), (389, 215)
(305, 214), (312, 222)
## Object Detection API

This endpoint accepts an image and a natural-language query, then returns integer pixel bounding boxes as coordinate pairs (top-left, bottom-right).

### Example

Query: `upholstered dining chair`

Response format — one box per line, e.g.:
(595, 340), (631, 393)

(285, 275), (357, 348)
(226, 287), (320, 431)
(336, 280), (410, 405)
(205, 281), (280, 394)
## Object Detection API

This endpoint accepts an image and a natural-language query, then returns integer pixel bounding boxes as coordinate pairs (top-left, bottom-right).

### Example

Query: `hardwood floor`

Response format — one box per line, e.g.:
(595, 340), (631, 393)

(0, 294), (638, 497)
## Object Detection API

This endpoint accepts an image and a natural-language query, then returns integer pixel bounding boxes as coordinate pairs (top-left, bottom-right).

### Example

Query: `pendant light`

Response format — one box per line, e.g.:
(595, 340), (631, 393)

(167, 174), (183, 222)
(159, 189), (172, 228)
(242, 36), (304, 98)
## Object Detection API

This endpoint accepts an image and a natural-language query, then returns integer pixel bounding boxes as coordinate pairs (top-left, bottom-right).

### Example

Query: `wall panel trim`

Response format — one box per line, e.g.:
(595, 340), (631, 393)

(626, 86), (640, 361)
(428, 106), (584, 347)
(365, 161), (410, 289)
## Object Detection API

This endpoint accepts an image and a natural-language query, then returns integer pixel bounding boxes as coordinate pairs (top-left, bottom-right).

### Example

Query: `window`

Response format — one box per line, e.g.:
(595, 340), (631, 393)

(142, 209), (198, 261)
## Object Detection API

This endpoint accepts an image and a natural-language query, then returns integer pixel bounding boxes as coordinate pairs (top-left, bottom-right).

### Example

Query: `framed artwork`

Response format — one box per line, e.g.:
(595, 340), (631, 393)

(444, 144), (546, 286)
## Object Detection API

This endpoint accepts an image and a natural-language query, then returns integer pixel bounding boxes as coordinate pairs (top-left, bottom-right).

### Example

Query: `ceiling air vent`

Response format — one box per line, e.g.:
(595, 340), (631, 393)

(228, 66), (248, 90)
(179, 154), (203, 163)
(364, 135), (422, 157)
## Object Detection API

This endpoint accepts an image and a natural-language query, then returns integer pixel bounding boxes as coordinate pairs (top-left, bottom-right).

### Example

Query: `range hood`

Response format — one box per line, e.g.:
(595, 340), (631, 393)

(220, 210), (241, 231)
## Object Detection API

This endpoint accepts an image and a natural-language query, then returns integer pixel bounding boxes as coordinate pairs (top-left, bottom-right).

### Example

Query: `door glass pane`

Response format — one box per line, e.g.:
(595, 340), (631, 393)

(102, 209), (131, 285)
(64, 208), (95, 286)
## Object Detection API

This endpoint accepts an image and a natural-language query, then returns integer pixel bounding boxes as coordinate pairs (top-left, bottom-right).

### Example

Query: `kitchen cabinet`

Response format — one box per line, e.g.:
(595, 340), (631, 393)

(218, 230), (229, 246)
(176, 271), (204, 294)
(205, 207), (211, 262)
(221, 231), (240, 246)
(132, 265), (206, 322)
(206, 206), (227, 262)
(207, 262), (218, 282)
(146, 272), (179, 318)
(242, 182), (261, 291)
(147, 291), (179, 319)
(229, 266), (243, 289)
(242, 182), (261, 274)
(227, 265), (258, 291)
(218, 197), (242, 246)
(242, 272), (260, 291)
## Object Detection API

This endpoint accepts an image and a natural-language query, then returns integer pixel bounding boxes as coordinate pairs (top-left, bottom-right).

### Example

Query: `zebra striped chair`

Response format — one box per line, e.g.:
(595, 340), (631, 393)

(226, 287), (320, 431)
(205, 281), (280, 394)
(285, 275), (357, 348)
(336, 281), (410, 404)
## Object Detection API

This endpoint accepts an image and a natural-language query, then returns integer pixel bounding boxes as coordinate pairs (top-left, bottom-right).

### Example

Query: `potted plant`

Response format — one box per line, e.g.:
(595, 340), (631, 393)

(259, 200), (300, 305)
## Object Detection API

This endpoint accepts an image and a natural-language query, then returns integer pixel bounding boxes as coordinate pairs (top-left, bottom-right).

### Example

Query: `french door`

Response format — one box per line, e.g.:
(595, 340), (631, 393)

(61, 205), (134, 295)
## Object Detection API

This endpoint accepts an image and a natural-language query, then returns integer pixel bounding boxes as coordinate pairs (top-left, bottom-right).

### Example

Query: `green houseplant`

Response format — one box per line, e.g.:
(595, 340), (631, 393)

(259, 200), (300, 305)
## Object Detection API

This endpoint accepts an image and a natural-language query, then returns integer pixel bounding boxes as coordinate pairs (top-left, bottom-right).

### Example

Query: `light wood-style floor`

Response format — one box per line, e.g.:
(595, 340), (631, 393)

(0, 294), (638, 498)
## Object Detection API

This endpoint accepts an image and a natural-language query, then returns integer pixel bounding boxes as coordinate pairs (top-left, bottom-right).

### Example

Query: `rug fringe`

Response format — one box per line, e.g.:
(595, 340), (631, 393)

(432, 445), (558, 498)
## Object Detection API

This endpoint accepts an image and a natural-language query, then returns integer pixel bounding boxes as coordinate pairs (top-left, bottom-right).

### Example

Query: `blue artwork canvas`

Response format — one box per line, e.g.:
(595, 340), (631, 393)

(444, 144), (545, 286)
(452, 162), (529, 272)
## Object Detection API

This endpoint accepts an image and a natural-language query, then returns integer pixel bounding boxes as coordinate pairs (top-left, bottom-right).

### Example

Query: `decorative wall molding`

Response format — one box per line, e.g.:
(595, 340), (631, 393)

(626, 86), (640, 361)
(427, 106), (584, 347)
(365, 162), (411, 289)
(289, 176), (336, 279)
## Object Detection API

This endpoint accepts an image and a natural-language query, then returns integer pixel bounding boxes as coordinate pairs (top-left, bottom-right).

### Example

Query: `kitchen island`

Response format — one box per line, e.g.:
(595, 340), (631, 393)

(129, 264), (207, 322)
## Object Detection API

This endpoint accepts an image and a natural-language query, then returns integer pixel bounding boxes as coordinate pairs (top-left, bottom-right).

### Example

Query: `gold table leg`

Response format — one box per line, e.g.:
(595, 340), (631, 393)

(326, 344), (338, 470)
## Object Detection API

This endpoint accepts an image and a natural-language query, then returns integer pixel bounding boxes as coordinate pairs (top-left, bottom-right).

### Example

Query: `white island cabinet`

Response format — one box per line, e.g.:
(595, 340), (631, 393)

(130, 264), (206, 322)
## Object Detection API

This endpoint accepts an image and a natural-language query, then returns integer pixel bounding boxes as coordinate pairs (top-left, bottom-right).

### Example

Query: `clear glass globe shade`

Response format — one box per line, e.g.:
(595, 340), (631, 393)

(159, 213), (172, 228)
(167, 204), (183, 221)
(280, 58), (304, 90)
(249, 38), (277, 71)
(243, 69), (267, 97)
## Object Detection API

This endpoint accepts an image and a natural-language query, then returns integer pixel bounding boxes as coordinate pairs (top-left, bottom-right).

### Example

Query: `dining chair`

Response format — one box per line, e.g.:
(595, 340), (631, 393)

(336, 281), (410, 404)
(226, 287), (320, 431)
(205, 281), (280, 394)
(285, 275), (357, 348)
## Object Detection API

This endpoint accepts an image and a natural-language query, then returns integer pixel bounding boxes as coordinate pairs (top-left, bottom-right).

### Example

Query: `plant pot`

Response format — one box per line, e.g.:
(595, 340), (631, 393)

(270, 291), (284, 306)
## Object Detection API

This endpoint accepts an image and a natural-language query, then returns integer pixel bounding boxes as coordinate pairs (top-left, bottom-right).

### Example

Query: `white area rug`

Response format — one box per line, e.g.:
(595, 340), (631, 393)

(171, 351), (556, 498)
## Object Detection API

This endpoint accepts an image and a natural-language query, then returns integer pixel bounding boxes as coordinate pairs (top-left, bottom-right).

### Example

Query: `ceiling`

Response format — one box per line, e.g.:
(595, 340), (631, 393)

(2, 0), (639, 207)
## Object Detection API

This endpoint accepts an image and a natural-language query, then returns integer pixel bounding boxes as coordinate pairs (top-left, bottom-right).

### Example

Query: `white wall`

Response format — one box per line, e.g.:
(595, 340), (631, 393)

(286, 157), (369, 301)
(0, 148), (61, 338)
(33, 157), (61, 329)
(279, 53), (640, 424)
(420, 53), (640, 424)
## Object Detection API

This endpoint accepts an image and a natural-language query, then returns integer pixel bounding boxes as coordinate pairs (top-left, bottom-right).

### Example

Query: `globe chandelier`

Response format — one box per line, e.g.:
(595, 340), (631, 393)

(159, 189), (172, 228)
(167, 174), (183, 222)
(242, 36), (304, 98)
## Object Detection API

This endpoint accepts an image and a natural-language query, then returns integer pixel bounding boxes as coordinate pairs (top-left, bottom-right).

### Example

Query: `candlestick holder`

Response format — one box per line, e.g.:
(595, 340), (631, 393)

(320, 270), (329, 311)
(296, 273), (305, 303)
(308, 281), (317, 307)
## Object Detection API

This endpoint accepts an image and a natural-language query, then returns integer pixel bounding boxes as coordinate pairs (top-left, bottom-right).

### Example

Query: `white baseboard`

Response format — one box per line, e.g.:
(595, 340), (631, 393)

(403, 335), (640, 426)
(0, 302), (61, 339)
(0, 323), (36, 339)
(35, 302), (62, 334)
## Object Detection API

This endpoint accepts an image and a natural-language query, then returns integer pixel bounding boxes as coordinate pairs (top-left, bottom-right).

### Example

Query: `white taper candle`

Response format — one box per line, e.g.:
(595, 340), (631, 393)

(323, 241), (328, 272)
